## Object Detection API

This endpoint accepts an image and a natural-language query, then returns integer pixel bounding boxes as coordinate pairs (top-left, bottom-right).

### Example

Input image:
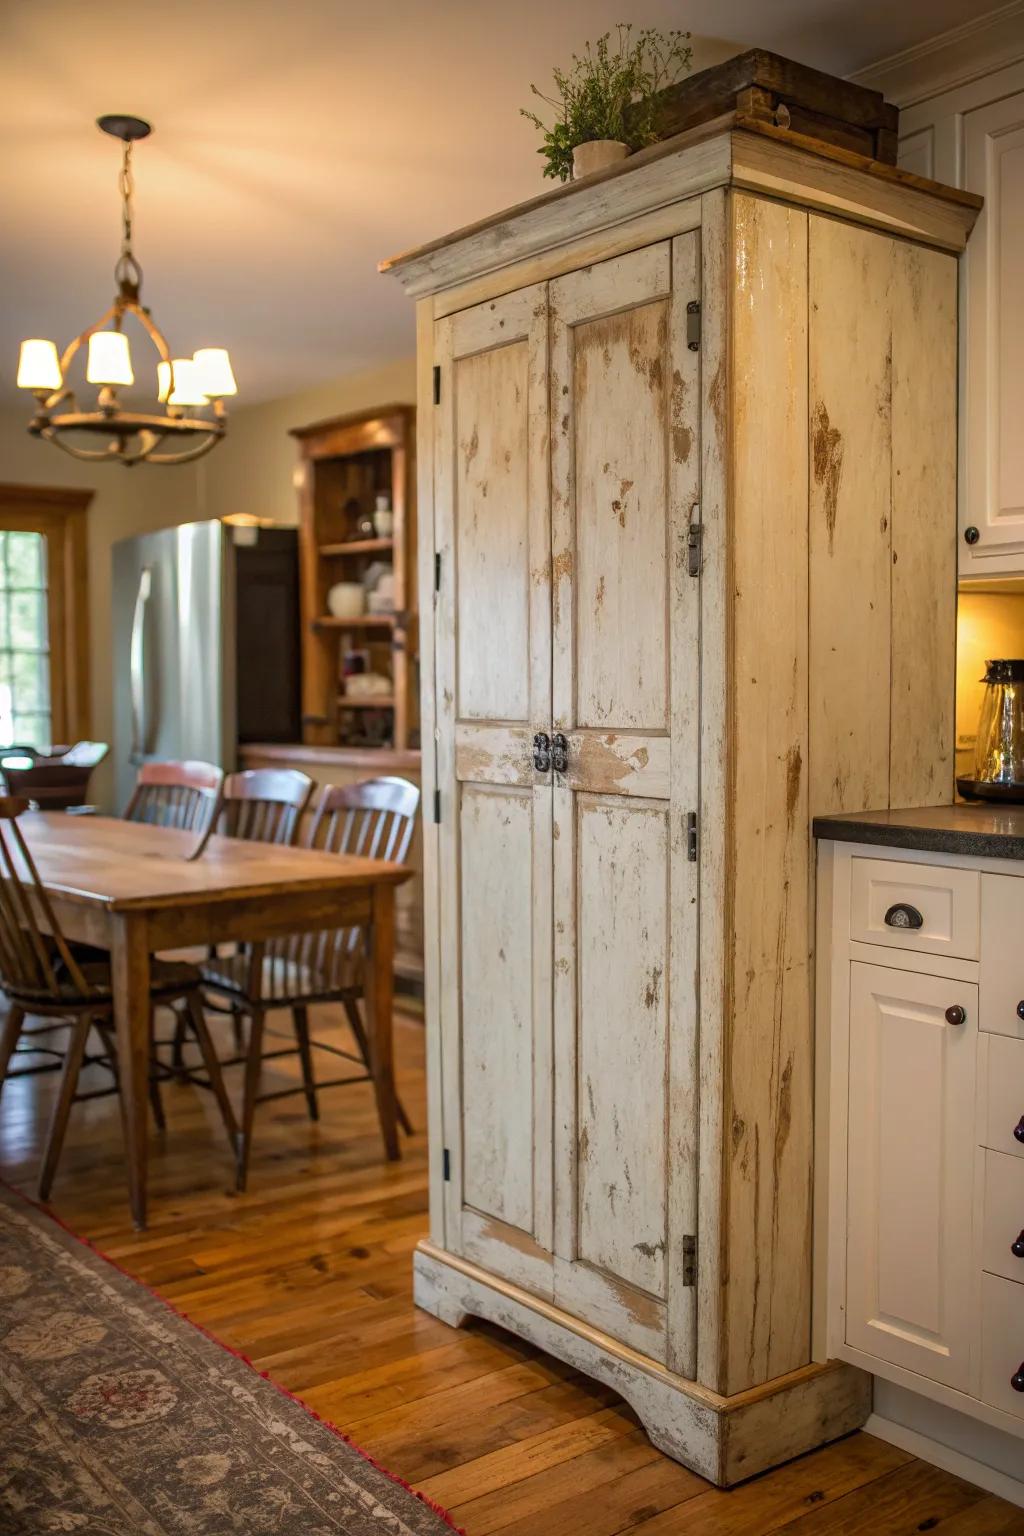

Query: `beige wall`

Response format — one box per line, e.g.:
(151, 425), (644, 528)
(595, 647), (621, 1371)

(0, 356), (416, 807)
(195, 357), (417, 524)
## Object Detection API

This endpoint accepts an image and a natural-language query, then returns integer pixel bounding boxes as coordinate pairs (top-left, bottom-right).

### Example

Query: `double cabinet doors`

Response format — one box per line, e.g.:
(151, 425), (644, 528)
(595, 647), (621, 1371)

(432, 235), (701, 1372)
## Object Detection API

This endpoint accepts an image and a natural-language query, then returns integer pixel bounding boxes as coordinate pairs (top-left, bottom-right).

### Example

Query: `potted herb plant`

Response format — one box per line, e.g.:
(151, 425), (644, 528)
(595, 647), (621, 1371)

(522, 25), (693, 182)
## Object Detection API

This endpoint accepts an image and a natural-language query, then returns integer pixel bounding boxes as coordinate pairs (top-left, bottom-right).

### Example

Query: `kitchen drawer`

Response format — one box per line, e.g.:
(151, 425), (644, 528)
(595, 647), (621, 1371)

(980, 874), (1024, 1041)
(981, 1149), (1024, 1284)
(980, 1034), (1024, 1162)
(849, 857), (980, 961)
(980, 1272), (1024, 1422)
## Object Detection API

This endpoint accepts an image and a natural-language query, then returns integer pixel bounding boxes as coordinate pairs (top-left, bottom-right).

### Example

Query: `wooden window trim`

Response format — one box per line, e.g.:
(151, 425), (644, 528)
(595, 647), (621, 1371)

(0, 483), (92, 746)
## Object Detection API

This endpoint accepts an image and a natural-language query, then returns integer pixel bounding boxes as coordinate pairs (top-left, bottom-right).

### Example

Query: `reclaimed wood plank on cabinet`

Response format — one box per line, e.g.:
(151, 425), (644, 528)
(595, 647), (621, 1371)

(720, 192), (811, 1395)
(889, 240), (957, 807)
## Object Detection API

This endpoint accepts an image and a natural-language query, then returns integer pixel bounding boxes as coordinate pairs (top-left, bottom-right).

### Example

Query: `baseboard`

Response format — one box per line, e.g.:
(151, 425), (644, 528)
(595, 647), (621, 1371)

(414, 1239), (870, 1488)
(866, 1413), (1024, 1509)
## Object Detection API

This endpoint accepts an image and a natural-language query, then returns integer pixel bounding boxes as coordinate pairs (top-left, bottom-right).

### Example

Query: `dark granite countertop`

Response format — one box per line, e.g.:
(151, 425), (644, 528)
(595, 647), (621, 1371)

(813, 804), (1024, 860)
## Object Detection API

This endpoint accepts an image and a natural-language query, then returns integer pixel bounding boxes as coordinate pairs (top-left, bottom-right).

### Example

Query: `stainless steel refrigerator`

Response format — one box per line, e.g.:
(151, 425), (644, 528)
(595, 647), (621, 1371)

(112, 520), (300, 814)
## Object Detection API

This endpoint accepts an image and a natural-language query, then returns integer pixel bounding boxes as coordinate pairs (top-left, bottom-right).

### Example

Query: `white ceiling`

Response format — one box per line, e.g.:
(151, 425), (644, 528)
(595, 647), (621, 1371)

(0, 0), (1000, 408)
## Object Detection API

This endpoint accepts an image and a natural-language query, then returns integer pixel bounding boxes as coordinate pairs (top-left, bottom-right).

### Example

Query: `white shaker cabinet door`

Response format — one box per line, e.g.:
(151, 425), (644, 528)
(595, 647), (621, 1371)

(845, 963), (977, 1391)
(961, 90), (1024, 571)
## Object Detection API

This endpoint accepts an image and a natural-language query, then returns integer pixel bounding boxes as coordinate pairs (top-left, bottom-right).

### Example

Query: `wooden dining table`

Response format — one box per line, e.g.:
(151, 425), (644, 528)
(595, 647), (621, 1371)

(18, 812), (411, 1229)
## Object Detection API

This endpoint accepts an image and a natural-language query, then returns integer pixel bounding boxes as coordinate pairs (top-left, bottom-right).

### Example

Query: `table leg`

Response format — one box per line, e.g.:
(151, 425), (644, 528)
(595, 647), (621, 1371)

(365, 883), (399, 1161)
(111, 915), (152, 1230)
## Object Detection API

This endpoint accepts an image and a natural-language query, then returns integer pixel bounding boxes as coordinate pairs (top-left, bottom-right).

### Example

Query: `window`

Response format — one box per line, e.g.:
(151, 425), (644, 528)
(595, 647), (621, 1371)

(0, 485), (92, 751)
(0, 530), (51, 748)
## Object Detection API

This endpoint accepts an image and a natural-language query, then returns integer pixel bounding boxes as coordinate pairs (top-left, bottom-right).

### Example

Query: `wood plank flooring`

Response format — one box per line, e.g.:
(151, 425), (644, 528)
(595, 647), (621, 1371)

(1, 1001), (1021, 1534)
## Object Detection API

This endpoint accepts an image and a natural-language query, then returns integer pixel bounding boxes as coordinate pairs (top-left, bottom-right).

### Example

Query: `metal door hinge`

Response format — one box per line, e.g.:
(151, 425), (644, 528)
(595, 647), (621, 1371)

(433, 365), (441, 404)
(442, 1147), (451, 1181)
(686, 300), (701, 351)
(686, 517), (702, 579)
(686, 811), (698, 862)
(433, 788), (441, 824)
(434, 551), (442, 593)
(682, 1233), (697, 1286)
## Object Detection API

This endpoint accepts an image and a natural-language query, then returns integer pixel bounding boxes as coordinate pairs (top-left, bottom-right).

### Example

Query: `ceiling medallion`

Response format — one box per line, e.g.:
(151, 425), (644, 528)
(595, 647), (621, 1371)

(16, 116), (236, 467)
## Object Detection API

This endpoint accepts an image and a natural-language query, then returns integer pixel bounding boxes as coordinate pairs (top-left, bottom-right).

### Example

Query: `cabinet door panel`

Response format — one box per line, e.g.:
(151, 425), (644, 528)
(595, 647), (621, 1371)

(846, 963), (976, 1390)
(550, 235), (700, 1370)
(434, 286), (553, 1293)
(963, 92), (1024, 566)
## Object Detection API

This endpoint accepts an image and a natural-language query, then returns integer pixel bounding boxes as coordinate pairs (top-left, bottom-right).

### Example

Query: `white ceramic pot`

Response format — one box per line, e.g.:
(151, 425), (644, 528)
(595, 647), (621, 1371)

(572, 139), (629, 180)
(327, 582), (366, 620)
(373, 509), (395, 538)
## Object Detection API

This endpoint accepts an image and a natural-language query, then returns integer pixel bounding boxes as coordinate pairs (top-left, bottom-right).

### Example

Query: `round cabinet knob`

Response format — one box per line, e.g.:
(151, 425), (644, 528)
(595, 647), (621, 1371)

(1015, 1116), (1024, 1145)
(1012, 1230), (1024, 1259)
(1016, 1000), (1024, 1021)
(1012, 1364), (1024, 1394)
(945, 1004), (967, 1026)
(964, 526), (981, 546)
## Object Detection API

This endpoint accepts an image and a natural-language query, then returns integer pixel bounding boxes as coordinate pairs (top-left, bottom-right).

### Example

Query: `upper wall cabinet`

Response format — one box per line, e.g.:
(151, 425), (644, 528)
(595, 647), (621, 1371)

(899, 60), (1024, 576)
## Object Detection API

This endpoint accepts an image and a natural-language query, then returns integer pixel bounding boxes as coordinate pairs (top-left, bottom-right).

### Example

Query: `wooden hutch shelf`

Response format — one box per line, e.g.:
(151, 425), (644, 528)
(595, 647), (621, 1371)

(314, 613), (398, 630)
(319, 537), (394, 557)
(291, 404), (416, 750)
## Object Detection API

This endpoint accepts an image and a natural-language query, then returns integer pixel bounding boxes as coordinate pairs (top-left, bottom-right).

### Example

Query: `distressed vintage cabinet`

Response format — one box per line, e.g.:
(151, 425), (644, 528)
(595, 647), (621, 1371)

(383, 115), (979, 1483)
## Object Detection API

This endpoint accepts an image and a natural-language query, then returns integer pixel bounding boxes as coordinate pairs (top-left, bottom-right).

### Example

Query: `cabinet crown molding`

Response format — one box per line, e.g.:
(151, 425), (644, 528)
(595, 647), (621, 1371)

(849, 0), (1024, 107)
(379, 119), (980, 300)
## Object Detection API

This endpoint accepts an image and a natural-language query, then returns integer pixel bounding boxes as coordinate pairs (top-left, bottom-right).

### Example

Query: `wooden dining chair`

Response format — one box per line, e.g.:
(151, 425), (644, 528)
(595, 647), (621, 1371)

(195, 777), (420, 1190)
(0, 796), (237, 1201)
(218, 768), (314, 846)
(123, 760), (224, 859)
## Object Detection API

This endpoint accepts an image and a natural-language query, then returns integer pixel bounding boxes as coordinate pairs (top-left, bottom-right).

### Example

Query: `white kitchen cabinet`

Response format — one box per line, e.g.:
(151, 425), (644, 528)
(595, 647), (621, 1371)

(897, 60), (1024, 575)
(846, 962), (976, 1390)
(819, 832), (1024, 1455)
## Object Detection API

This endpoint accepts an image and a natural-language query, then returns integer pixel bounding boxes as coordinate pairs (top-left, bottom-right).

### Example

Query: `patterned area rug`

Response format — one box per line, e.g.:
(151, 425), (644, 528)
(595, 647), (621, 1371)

(0, 1185), (462, 1535)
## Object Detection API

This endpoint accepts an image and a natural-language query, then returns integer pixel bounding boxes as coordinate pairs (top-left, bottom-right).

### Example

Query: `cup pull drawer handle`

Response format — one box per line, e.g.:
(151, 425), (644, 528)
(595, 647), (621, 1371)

(884, 903), (924, 930)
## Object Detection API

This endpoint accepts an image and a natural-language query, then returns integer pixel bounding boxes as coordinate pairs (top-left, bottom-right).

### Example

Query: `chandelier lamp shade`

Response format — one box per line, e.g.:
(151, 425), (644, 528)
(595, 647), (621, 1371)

(16, 115), (236, 467)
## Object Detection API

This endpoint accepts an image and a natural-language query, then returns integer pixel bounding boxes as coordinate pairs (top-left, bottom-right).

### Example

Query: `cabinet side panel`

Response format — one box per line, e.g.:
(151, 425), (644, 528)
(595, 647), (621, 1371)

(889, 244), (957, 806)
(808, 217), (893, 818)
(416, 297), (445, 1246)
(724, 193), (811, 1394)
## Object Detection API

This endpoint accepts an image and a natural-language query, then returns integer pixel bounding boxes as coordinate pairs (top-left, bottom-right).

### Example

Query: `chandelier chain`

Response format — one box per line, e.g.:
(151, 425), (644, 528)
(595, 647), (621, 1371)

(119, 140), (134, 258)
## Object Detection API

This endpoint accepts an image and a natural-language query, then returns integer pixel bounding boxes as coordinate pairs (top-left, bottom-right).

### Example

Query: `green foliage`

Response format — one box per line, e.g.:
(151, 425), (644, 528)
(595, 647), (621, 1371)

(521, 25), (693, 182)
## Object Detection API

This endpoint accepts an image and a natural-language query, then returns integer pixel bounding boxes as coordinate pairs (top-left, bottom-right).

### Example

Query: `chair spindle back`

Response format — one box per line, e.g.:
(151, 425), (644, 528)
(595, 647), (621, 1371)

(254, 777), (420, 1004)
(0, 797), (95, 1003)
(124, 761), (224, 852)
(220, 769), (314, 847)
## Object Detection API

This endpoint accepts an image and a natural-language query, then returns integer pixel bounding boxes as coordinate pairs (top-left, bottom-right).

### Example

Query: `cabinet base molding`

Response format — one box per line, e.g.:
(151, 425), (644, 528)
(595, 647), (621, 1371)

(413, 1241), (871, 1487)
(865, 1413), (1024, 1510)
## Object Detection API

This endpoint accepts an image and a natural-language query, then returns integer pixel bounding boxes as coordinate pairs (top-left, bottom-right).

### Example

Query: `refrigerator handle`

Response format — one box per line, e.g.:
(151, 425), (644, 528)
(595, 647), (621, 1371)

(129, 566), (152, 766)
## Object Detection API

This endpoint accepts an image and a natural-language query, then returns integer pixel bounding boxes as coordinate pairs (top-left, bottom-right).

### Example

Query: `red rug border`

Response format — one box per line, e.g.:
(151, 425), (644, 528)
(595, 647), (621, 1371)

(0, 1177), (468, 1535)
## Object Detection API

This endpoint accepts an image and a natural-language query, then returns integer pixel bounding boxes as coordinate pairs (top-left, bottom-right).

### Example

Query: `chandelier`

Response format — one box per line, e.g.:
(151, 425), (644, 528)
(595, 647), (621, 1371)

(16, 115), (236, 467)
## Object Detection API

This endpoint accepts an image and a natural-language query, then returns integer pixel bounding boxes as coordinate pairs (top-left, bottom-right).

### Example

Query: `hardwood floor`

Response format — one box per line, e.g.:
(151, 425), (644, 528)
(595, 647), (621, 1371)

(1, 1001), (1021, 1534)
